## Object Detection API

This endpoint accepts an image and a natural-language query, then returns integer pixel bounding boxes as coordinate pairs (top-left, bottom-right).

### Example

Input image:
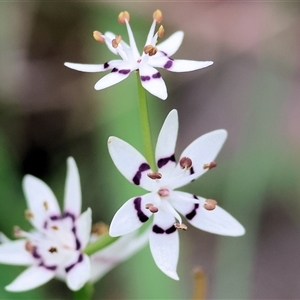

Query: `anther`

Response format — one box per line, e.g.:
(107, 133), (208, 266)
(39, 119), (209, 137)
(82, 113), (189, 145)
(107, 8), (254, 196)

(49, 247), (57, 253)
(180, 157), (193, 169)
(203, 199), (217, 211)
(93, 31), (105, 43)
(153, 9), (163, 23)
(147, 172), (162, 179)
(112, 35), (122, 48)
(25, 241), (35, 253)
(118, 11), (130, 24)
(25, 210), (34, 219)
(157, 25), (164, 38)
(13, 226), (23, 238)
(51, 225), (59, 230)
(203, 161), (217, 170)
(144, 45), (158, 56)
(91, 222), (108, 236)
(145, 203), (159, 213)
(158, 188), (169, 197)
(43, 201), (49, 211)
(174, 222), (188, 231)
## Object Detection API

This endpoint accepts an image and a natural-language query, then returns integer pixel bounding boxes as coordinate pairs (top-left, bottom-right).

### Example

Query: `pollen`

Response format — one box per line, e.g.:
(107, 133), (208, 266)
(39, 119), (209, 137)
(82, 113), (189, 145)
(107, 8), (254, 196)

(174, 222), (188, 231)
(180, 157), (193, 169)
(48, 247), (57, 253)
(157, 25), (164, 38)
(112, 35), (122, 48)
(144, 45), (158, 56)
(147, 172), (162, 179)
(118, 11), (130, 24)
(153, 9), (163, 23)
(93, 31), (105, 43)
(203, 161), (217, 170)
(203, 199), (217, 211)
(51, 225), (59, 230)
(145, 203), (159, 213)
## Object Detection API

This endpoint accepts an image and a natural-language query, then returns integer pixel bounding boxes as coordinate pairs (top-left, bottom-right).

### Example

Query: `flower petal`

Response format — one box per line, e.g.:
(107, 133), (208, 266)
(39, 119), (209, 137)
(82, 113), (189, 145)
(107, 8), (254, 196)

(109, 194), (157, 237)
(64, 157), (81, 218)
(90, 229), (149, 283)
(64, 60), (121, 72)
(171, 192), (245, 236)
(171, 129), (228, 189)
(156, 31), (184, 57)
(124, 20), (140, 59)
(139, 64), (167, 100)
(66, 254), (90, 291)
(0, 239), (34, 265)
(150, 57), (213, 72)
(5, 265), (55, 292)
(107, 136), (155, 191)
(74, 208), (92, 250)
(149, 209), (179, 280)
(155, 109), (178, 177)
(23, 175), (61, 230)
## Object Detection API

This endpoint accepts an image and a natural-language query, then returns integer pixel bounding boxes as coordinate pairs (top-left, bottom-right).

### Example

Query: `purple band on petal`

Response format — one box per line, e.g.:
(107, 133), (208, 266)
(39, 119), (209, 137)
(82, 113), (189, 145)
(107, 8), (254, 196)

(132, 163), (150, 185)
(72, 226), (81, 250)
(65, 254), (83, 273)
(63, 212), (76, 222)
(152, 72), (161, 79)
(119, 69), (131, 75)
(50, 215), (60, 221)
(164, 60), (173, 69)
(32, 247), (41, 259)
(104, 62), (109, 69)
(39, 262), (57, 271)
(165, 225), (177, 234)
(186, 203), (199, 220)
(157, 154), (176, 168)
(140, 75), (151, 81)
(111, 68), (118, 72)
(153, 224), (176, 234)
(190, 167), (195, 175)
(133, 197), (149, 223)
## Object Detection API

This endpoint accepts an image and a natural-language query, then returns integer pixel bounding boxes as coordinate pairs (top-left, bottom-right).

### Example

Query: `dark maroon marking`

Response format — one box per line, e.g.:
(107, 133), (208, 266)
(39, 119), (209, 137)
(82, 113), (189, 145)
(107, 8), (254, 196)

(39, 262), (57, 271)
(132, 163), (150, 185)
(152, 224), (164, 234)
(160, 51), (168, 56)
(186, 203), (200, 220)
(157, 154), (176, 168)
(190, 167), (195, 175)
(63, 212), (76, 222)
(152, 72), (161, 79)
(111, 68), (118, 72)
(119, 69), (131, 75)
(164, 60), (173, 69)
(165, 225), (177, 234)
(140, 75), (151, 81)
(50, 215), (60, 221)
(43, 221), (48, 229)
(104, 62), (109, 68)
(133, 197), (149, 223)
(32, 247), (41, 259)
(65, 254), (83, 273)
(193, 195), (198, 199)
(72, 227), (81, 250)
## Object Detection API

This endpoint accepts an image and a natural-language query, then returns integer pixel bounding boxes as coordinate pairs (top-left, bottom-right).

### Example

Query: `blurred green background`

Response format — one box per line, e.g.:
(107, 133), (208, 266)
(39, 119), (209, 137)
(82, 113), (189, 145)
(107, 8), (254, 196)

(1, 2), (300, 299)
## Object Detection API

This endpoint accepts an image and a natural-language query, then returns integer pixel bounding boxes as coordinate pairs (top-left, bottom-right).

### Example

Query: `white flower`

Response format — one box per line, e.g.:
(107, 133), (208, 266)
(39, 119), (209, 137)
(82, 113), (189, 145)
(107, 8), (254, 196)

(64, 10), (213, 100)
(108, 109), (245, 280)
(0, 157), (92, 292)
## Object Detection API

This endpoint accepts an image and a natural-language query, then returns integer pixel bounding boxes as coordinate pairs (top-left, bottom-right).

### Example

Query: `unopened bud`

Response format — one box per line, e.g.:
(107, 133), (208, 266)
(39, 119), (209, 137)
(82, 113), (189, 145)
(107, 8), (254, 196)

(145, 203), (159, 213)
(93, 31), (105, 43)
(112, 35), (122, 48)
(203, 161), (217, 170)
(174, 222), (187, 231)
(180, 157), (193, 169)
(118, 11), (130, 24)
(147, 172), (162, 179)
(153, 9), (163, 23)
(92, 222), (108, 236)
(203, 199), (217, 210)
(157, 25), (164, 38)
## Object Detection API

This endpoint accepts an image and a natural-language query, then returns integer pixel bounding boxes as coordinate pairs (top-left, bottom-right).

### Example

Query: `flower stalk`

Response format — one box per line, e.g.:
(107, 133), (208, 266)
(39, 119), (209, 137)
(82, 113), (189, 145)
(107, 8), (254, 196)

(83, 233), (119, 256)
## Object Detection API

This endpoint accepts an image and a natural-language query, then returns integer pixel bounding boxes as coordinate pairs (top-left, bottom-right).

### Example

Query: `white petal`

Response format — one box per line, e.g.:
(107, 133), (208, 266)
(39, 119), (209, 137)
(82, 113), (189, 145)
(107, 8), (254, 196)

(124, 20), (140, 59)
(64, 157), (81, 218)
(23, 175), (61, 230)
(74, 208), (92, 250)
(0, 232), (11, 243)
(171, 129), (228, 189)
(156, 31), (184, 57)
(90, 229), (149, 283)
(66, 254), (91, 291)
(64, 60), (121, 72)
(107, 136), (155, 191)
(149, 209), (179, 280)
(139, 64), (167, 100)
(150, 57), (213, 72)
(0, 239), (34, 265)
(171, 192), (245, 236)
(109, 194), (157, 237)
(155, 110), (178, 177)
(145, 19), (157, 46)
(5, 265), (55, 292)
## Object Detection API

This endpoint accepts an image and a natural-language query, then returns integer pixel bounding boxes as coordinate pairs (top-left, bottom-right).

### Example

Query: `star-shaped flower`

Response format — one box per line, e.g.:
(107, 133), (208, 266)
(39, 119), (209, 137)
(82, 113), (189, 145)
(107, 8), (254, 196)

(108, 110), (245, 280)
(0, 157), (92, 292)
(64, 10), (213, 100)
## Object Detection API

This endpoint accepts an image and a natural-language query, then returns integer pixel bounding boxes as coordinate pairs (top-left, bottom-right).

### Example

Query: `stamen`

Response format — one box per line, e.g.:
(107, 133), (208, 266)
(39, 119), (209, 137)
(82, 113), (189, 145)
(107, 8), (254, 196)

(25, 241), (35, 253)
(147, 172), (162, 179)
(43, 201), (49, 211)
(49, 247), (57, 253)
(112, 35), (122, 48)
(203, 161), (217, 170)
(145, 203), (159, 213)
(93, 31), (105, 43)
(157, 25), (164, 38)
(13, 226), (23, 238)
(158, 188), (169, 197)
(174, 222), (188, 231)
(51, 225), (59, 230)
(91, 222), (108, 236)
(203, 199), (217, 211)
(180, 157), (193, 169)
(144, 45), (158, 56)
(118, 11), (130, 24)
(25, 210), (34, 219)
(153, 9), (163, 23)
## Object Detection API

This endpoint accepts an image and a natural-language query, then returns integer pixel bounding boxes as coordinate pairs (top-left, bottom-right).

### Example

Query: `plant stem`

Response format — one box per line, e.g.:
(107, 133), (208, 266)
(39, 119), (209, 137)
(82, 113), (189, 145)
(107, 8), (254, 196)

(84, 233), (119, 256)
(136, 73), (156, 171)
(73, 282), (94, 300)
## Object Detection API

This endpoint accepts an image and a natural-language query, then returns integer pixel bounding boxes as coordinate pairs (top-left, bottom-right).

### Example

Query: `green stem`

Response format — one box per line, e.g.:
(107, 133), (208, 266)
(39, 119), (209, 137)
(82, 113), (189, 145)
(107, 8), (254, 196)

(73, 282), (94, 300)
(84, 233), (119, 256)
(136, 73), (156, 171)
